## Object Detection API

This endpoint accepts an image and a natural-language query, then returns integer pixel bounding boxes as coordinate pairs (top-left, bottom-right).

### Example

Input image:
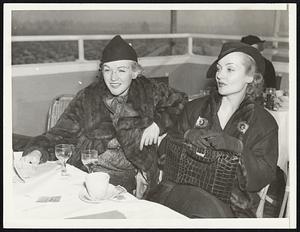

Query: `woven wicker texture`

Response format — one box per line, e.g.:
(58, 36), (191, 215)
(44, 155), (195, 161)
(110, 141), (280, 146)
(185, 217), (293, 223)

(163, 137), (241, 203)
(47, 95), (74, 130)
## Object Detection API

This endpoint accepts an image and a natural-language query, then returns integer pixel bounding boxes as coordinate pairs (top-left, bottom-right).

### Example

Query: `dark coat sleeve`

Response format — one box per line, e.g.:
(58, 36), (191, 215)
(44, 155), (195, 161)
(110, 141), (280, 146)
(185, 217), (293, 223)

(115, 81), (188, 171)
(152, 82), (188, 135)
(115, 119), (156, 171)
(158, 100), (196, 158)
(242, 127), (278, 192)
(22, 89), (85, 162)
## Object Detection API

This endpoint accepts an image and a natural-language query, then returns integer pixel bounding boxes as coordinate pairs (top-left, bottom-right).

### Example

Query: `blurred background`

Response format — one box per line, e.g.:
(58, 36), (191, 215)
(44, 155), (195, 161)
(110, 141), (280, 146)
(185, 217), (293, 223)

(12, 10), (289, 64)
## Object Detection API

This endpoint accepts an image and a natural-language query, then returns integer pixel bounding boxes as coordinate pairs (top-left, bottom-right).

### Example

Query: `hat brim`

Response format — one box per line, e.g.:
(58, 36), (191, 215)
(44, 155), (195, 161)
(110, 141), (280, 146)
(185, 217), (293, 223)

(248, 39), (265, 45)
(257, 40), (265, 44)
(206, 60), (218, 79)
(206, 44), (265, 78)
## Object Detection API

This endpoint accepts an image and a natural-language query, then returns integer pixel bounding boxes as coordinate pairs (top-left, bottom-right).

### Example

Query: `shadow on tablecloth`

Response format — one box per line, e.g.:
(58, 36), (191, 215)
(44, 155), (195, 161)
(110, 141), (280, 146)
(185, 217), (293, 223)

(66, 210), (127, 219)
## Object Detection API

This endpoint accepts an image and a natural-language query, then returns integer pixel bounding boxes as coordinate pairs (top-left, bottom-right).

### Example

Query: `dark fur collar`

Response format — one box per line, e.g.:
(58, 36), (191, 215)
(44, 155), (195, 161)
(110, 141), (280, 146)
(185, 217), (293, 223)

(95, 75), (155, 121)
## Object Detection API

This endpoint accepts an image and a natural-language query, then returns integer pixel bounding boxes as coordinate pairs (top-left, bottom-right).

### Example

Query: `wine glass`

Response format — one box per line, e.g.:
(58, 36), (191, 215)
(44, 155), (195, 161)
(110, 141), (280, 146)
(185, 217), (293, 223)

(81, 149), (98, 173)
(55, 144), (74, 176)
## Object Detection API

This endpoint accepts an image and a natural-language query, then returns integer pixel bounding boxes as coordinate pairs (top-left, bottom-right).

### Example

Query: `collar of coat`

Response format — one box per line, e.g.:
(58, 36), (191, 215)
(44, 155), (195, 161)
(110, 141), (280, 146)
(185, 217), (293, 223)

(96, 75), (155, 122)
(198, 90), (255, 141)
(91, 75), (157, 173)
(209, 91), (256, 210)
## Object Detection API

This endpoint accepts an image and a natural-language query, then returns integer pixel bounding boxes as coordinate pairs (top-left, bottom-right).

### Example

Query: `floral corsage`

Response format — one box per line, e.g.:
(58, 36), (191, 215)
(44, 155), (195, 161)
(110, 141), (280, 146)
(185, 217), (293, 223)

(195, 116), (209, 129)
(237, 121), (249, 134)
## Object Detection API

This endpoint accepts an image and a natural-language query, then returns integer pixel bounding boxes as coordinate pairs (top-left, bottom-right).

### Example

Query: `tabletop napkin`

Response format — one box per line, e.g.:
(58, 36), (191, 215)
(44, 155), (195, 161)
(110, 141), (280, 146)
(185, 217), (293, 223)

(14, 160), (59, 181)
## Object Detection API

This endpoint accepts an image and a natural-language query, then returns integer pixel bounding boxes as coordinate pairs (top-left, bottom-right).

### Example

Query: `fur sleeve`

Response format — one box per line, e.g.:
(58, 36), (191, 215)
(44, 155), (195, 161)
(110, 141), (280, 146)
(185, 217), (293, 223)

(152, 81), (188, 135)
(22, 89), (86, 161)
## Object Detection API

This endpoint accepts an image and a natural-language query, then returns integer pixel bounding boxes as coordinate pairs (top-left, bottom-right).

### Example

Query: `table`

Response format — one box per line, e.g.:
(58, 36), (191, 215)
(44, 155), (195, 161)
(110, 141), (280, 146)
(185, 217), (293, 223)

(11, 152), (187, 221)
(268, 109), (289, 218)
(267, 109), (289, 174)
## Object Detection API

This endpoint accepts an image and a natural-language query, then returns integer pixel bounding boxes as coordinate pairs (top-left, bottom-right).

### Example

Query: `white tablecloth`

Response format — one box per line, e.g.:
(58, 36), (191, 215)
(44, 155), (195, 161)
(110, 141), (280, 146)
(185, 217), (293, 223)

(11, 152), (187, 221)
(268, 109), (289, 175)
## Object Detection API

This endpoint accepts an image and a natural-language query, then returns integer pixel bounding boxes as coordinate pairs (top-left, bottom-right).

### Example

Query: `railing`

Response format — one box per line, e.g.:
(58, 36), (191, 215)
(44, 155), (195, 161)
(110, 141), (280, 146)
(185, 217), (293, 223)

(12, 33), (289, 63)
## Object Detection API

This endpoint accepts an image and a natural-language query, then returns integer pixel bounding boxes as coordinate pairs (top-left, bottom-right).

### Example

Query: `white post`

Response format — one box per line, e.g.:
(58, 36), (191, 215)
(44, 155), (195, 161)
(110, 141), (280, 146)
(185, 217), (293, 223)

(188, 36), (193, 55)
(273, 10), (281, 48)
(78, 39), (85, 61)
(170, 10), (177, 55)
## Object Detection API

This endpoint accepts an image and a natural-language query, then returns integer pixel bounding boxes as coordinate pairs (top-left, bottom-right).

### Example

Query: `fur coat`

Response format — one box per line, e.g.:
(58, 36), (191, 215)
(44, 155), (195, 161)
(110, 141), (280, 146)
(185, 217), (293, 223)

(23, 75), (188, 192)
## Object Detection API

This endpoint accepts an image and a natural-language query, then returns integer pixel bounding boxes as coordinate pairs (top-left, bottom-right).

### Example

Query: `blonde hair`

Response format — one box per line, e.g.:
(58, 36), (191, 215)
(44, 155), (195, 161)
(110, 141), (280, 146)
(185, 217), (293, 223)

(130, 61), (144, 77)
(99, 60), (144, 78)
(243, 54), (264, 101)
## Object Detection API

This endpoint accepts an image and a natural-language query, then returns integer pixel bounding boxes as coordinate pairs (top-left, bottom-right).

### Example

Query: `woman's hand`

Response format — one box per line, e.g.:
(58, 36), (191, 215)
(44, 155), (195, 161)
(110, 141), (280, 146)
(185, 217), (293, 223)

(184, 128), (212, 149)
(20, 150), (42, 166)
(139, 122), (160, 150)
(205, 131), (244, 153)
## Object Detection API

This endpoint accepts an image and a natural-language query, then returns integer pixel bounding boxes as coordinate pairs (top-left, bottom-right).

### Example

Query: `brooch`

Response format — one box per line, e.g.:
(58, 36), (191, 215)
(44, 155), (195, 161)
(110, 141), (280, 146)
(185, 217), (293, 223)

(195, 116), (209, 128)
(237, 121), (249, 134)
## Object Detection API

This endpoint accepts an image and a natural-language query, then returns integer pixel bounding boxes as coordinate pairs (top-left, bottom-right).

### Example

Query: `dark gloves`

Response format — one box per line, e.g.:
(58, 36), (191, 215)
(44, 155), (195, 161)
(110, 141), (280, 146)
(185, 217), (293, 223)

(204, 131), (243, 153)
(184, 128), (211, 149)
(184, 129), (243, 153)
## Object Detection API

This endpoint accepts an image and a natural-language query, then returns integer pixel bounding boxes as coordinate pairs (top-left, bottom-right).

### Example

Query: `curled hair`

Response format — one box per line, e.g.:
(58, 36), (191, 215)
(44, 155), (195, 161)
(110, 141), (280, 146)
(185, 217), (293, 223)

(130, 61), (144, 77)
(98, 61), (144, 78)
(244, 55), (264, 101)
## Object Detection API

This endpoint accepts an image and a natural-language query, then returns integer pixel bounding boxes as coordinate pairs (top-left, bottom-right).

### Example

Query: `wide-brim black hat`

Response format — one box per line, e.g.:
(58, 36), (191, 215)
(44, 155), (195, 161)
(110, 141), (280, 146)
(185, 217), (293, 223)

(206, 41), (265, 79)
(101, 35), (138, 63)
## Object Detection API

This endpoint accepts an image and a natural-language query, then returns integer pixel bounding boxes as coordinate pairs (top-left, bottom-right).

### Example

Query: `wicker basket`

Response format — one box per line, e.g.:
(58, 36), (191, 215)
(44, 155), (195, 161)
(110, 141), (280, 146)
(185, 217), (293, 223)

(162, 137), (241, 203)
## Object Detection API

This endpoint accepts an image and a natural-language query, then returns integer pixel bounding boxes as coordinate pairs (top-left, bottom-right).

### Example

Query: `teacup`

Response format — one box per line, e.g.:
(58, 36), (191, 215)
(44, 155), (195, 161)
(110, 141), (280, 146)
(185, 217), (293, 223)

(85, 172), (110, 200)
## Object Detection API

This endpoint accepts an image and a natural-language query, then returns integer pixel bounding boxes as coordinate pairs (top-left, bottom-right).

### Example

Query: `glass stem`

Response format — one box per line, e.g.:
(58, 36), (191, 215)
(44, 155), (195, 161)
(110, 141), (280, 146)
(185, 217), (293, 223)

(61, 160), (67, 174)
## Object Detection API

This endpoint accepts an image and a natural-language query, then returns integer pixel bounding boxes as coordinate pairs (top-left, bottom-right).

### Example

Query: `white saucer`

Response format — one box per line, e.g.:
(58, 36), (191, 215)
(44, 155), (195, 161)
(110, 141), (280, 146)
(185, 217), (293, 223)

(79, 184), (127, 203)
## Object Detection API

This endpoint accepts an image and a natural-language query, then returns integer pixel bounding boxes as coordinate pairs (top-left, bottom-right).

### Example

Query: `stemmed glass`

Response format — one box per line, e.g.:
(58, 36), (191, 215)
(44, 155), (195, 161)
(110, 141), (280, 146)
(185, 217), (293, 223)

(81, 149), (98, 173)
(55, 144), (74, 176)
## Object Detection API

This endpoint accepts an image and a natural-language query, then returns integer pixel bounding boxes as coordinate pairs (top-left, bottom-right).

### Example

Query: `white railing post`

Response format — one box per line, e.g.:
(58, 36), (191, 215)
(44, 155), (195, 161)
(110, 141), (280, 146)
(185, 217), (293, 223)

(78, 39), (85, 62)
(188, 36), (193, 55)
(273, 10), (281, 48)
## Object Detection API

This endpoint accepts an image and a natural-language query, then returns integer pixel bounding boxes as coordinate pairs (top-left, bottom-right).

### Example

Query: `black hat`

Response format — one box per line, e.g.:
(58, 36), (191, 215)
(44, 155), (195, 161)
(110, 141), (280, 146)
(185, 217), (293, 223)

(240, 35), (265, 45)
(206, 41), (265, 78)
(101, 35), (138, 63)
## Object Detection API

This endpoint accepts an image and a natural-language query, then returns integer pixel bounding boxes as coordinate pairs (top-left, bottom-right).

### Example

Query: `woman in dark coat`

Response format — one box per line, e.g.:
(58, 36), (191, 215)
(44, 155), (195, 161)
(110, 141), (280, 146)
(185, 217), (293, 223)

(20, 35), (188, 196)
(148, 42), (278, 218)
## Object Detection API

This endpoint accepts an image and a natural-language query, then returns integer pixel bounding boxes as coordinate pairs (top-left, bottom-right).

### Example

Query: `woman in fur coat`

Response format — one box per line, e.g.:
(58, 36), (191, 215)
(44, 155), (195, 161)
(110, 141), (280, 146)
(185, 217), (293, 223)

(20, 35), (188, 196)
(148, 42), (278, 218)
